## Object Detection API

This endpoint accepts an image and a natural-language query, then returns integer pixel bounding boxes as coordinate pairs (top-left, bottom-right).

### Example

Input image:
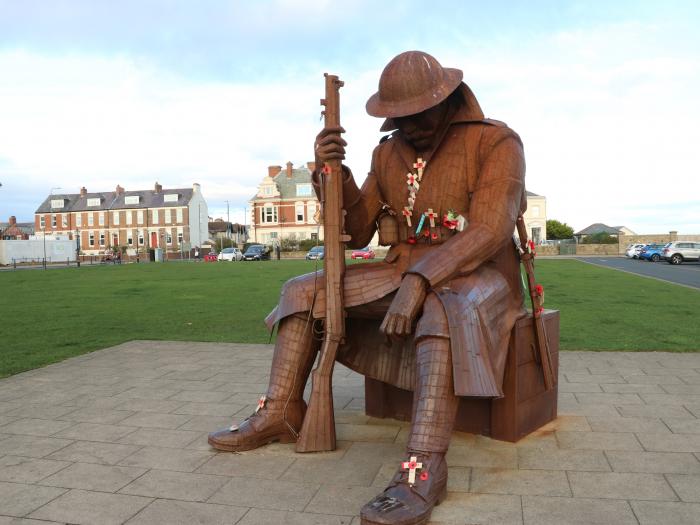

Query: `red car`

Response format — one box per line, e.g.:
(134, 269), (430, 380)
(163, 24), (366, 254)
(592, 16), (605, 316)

(204, 252), (218, 262)
(351, 246), (375, 259)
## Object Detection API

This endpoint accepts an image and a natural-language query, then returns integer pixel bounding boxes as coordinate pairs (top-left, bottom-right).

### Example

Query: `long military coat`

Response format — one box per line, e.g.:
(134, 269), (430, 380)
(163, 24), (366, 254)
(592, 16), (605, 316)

(266, 83), (527, 398)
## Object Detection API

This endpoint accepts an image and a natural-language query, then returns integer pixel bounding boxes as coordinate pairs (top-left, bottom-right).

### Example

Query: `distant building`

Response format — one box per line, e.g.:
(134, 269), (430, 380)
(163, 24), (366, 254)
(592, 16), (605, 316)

(574, 223), (632, 242)
(209, 219), (248, 245)
(248, 161), (322, 245)
(523, 191), (547, 244)
(0, 216), (33, 240)
(34, 182), (209, 255)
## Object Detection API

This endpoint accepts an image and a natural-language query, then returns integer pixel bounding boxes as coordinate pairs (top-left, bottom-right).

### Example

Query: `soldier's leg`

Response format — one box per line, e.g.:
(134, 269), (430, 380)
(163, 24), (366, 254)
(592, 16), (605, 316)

(361, 297), (456, 525)
(208, 313), (318, 451)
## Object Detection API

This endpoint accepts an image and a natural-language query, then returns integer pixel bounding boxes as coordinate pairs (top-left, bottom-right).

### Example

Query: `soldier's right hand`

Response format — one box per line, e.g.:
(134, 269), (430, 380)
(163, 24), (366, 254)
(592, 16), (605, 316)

(315, 127), (346, 165)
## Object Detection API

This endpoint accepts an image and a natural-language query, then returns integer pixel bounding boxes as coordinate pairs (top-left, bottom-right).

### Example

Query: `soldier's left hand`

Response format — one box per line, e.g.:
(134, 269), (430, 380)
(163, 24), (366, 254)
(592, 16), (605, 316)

(380, 273), (428, 340)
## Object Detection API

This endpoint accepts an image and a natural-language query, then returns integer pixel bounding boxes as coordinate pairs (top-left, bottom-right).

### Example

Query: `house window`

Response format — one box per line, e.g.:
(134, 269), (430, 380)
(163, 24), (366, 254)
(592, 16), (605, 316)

(153, 209), (159, 224)
(261, 206), (277, 223)
(137, 211), (144, 224)
(40, 216), (45, 229)
(138, 232), (144, 245)
(531, 206), (540, 217)
(50, 199), (65, 209)
(531, 227), (541, 244)
(98, 213), (105, 226)
(87, 198), (101, 207)
(164, 194), (178, 202)
(263, 185), (273, 196)
(127, 234), (133, 246)
(166, 233), (172, 245)
(76, 214), (82, 227)
(60, 215), (67, 227)
(126, 211), (132, 225)
(51, 215), (57, 228)
(295, 203), (305, 222)
(296, 183), (313, 197)
(176, 208), (183, 223)
(99, 233), (105, 246)
(89, 233), (95, 246)
(307, 202), (317, 223)
(125, 195), (139, 205)
(177, 231), (183, 244)
(88, 214), (94, 226)
(113, 211), (120, 225)
(165, 209), (171, 224)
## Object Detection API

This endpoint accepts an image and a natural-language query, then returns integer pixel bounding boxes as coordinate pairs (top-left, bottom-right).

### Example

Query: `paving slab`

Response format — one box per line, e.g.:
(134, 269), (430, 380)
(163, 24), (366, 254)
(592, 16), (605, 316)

(3, 343), (700, 524)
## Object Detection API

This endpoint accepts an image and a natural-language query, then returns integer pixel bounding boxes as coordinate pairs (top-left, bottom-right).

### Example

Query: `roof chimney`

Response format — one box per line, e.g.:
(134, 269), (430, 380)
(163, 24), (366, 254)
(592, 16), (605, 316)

(268, 165), (282, 178)
(154, 181), (162, 193)
(80, 187), (87, 197)
(115, 184), (124, 195)
(286, 161), (293, 178)
(9, 216), (16, 226)
(306, 161), (316, 172)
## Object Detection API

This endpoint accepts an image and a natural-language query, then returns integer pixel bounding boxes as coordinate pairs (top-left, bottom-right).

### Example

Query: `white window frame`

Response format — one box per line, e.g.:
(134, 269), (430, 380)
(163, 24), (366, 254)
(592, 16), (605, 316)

(89, 233), (95, 246)
(98, 213), (105, 226)
(125, 211), (132, 225)
(295, 202), (305, 223)
(176, 208), (183, 223)
(88, 214), (94, 227)
(51, 215), (57, 228)
(125, 195), (139, 205)
(87, 197), (101, 207)
(76, 214), (82, 227)
(261, 205), (278, 224)
(61, 214), (68, 228)
(113, 211), (120, 225)
(40, 215), (45, 229)
(296, 183), (313, 197)
(137, 210), (144, 224)
(153, 209), (159, 224)
(99, 233), (105, 246)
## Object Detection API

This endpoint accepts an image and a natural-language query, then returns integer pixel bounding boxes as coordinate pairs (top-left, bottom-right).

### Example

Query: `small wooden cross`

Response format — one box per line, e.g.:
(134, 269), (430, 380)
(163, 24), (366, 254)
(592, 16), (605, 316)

(406, 173), (419, 191)
(401, 456), (423, 485)
(255, 395), (267, 413)
(425, 208), (438, 228)
(413, 158), (426, 179)
(402, 207), (413, 227)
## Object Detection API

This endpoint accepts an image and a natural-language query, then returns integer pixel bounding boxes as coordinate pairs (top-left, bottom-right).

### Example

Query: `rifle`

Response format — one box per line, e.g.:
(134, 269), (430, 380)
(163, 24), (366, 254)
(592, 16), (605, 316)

(516, 215), (556, 391)
(296, 73), (349, 452)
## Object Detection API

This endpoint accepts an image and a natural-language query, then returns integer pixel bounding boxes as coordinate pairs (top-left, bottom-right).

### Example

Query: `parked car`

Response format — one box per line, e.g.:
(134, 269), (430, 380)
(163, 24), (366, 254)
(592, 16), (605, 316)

(305, 246), (325, 260)
(638, 244), (666, 262)
(663, 241), (700, 265)
(218, 247), (243, 262)
(243, 244), (271, 261)
(351, 246), (376, 259)
(204, 251), (218, 262)
(625, 243), (647, 259)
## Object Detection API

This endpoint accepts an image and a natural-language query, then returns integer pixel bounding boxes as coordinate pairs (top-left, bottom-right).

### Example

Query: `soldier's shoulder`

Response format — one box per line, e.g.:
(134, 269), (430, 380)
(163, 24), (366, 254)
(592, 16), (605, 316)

(478, 119), (522, 145)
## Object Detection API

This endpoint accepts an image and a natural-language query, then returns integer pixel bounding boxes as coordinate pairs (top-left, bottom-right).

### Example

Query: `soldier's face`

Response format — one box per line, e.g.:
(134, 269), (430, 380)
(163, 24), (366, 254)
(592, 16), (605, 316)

(394, 101), (448, 151)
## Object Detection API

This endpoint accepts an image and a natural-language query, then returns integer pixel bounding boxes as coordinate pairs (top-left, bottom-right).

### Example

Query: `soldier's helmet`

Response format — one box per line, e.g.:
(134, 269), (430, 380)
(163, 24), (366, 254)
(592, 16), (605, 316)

(366, 51), (463, 118)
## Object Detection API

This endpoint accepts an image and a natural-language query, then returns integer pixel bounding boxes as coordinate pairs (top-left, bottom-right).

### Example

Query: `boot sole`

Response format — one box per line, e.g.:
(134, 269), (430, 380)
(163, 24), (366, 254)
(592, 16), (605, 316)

(208, 432), (297, 452)
(360, 482), (448, 525)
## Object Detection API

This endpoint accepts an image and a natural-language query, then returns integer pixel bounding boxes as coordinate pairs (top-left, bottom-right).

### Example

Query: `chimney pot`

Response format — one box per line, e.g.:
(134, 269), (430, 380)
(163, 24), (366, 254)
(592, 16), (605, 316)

(286, 161), (293, 178)
(115, 184), (124, 195)
(80, 187), (87, 197)
(155, 182), (162, 193)
(268, 165), (282, 178)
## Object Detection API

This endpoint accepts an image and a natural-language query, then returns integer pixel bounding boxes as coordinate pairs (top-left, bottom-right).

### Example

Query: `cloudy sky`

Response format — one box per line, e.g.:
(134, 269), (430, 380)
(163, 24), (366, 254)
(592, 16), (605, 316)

(1, 0), (698, 233)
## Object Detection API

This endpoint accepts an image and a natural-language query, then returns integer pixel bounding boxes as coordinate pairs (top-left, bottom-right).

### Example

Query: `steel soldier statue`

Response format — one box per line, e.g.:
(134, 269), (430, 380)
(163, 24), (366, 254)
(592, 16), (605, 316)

(210, 50), (527, 525)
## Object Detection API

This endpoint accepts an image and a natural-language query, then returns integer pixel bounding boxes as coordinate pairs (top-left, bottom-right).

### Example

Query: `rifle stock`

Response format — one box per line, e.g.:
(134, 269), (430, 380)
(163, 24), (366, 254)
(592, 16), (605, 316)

(296, 74), (347, 452)
(516, 215), (556, 391)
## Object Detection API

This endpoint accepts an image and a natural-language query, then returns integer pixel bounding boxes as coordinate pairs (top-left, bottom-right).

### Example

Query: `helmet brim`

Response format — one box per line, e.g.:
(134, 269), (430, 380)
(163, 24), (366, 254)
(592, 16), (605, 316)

(365, 67), (463, 118)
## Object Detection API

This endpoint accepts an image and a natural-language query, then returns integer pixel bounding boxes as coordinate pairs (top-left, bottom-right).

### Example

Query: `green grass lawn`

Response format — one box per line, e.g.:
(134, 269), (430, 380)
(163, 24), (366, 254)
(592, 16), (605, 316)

(0, 258), (698, 378)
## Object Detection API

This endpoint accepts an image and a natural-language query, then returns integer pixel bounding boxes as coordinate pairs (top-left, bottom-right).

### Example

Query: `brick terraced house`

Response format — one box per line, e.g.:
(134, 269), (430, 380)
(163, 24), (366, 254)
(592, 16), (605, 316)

(248, 161), (322, 246)
(34, 182), (209, 255)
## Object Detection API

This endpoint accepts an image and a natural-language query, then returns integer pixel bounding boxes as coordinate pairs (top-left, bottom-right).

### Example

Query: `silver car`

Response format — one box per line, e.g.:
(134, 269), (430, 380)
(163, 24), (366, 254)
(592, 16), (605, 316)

(217, 247), (243, 261)
(663, 241), (700, 265)
(625, 243), (646, 259)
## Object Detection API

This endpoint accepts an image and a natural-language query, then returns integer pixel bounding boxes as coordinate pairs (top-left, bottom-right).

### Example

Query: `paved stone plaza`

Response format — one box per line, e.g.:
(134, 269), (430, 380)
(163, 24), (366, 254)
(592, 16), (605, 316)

(1, 341), (700, 524)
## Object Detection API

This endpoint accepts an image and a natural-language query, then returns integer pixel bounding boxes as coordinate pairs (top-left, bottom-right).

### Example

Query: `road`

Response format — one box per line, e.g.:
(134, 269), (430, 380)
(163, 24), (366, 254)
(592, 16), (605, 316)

(575, 256), (700, 290)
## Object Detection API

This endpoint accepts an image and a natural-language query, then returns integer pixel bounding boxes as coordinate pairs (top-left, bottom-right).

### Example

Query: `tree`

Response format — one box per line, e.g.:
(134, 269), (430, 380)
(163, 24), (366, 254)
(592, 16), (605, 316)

(546, 219), (574, 240)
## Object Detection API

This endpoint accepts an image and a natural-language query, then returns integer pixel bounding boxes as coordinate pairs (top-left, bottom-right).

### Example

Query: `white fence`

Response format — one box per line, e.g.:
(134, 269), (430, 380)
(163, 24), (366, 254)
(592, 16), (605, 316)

(0, 239), (77, 265)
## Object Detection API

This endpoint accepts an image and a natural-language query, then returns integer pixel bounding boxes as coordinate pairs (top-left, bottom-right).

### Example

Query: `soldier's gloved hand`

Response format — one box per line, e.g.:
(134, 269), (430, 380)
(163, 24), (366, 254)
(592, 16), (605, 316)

(314, 126), (346, 166)
(380, 273), (428, 340)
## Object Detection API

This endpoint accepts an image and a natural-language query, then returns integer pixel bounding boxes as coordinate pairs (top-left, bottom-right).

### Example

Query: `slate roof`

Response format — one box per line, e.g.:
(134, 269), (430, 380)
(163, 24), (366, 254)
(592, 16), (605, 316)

(526, 190), (541, 197)
(575, 223), (622, 235)
(36, 187), (194, 213)
(252, 166), (314, 200)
